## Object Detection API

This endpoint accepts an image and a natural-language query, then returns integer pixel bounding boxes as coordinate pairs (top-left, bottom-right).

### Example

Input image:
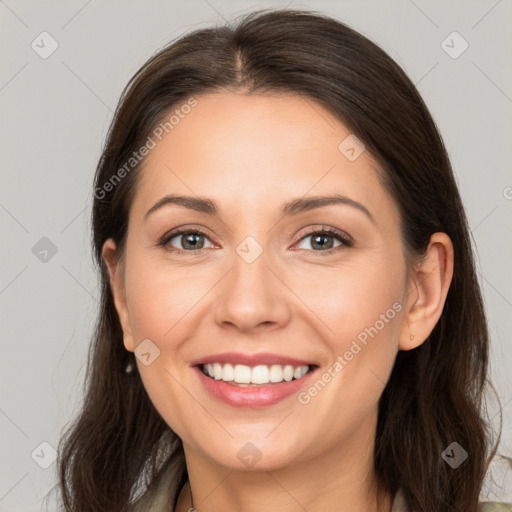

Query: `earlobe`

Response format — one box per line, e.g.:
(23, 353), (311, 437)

(399, 232), (454, 351)
(102, 238), (135, 352)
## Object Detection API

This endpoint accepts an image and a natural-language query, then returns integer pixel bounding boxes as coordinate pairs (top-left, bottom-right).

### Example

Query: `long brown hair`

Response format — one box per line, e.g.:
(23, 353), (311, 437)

(54, 8), (508, 511)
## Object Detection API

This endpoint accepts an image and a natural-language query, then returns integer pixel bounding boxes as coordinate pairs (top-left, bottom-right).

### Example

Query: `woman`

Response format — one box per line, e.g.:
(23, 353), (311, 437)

(56, 8), (511, 512)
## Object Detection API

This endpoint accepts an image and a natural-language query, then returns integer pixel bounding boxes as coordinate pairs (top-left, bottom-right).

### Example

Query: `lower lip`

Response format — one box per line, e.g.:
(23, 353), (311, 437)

(194, 366), (317, 408)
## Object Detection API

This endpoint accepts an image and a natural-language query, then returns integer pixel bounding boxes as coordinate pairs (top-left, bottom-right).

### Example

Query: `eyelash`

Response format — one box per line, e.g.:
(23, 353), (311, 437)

(158, 226), (354, 256)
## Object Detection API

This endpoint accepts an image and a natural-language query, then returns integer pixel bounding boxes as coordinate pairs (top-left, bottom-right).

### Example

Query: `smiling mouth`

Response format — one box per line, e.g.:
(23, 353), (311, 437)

(199, 363), (317, 386)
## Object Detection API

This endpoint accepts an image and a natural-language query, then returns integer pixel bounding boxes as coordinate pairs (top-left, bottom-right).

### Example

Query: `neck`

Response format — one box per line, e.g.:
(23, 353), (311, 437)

(174, 414), (392, 512)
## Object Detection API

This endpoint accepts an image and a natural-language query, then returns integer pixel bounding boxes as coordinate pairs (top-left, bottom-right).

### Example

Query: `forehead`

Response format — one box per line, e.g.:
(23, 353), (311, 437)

(130, 91), (399, 228)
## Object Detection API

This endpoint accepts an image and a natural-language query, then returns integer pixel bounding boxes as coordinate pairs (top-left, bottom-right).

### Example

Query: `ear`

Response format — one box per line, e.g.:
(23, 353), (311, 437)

(102, 238), (135, 352)
(399, 232), (454, 351)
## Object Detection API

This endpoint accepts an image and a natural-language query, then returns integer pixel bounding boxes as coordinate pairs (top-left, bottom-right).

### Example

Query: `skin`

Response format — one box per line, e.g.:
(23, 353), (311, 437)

(103, 91), (454, 512)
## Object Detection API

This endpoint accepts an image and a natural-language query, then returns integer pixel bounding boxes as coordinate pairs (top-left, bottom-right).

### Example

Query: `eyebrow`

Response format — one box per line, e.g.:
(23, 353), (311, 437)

(144, 193), (375, 225)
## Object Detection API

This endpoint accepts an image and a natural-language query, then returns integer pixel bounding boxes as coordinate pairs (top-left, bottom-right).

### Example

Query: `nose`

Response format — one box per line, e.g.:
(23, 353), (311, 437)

(213, 247), (291, 334)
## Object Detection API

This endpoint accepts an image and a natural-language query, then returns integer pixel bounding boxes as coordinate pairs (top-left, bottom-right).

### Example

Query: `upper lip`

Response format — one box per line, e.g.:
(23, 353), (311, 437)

(190, 352), (318, 368)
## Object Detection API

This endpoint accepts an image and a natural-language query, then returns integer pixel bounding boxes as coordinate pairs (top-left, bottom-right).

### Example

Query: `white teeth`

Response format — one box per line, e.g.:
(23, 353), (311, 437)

(213, 363), (223, 380)
(251, 365), (270, 384)
(234, 364), (251, 383)
(269, 364), (284, 383)
(202, 363), (311, 384)
(221, 363), (234, 381)
(283, 365), (294, 382)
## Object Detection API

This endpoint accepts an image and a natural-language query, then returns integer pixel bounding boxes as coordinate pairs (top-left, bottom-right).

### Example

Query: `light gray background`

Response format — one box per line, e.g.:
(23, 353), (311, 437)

(1, 1), (511, 510)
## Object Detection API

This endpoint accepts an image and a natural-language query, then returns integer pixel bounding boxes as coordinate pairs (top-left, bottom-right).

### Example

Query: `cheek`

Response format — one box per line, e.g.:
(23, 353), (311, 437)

(124, 249), (210, 344)
(125, 241), (405, 355)
(123, 258), (213, 436)
(294, 254), (404, 339)
(291, 275), (402, 444)
(295, 252), (404, 399)
(120, 241), (405, 458)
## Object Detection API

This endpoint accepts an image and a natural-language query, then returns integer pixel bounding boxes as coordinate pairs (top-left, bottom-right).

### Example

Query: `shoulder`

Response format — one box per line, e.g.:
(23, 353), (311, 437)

(392, 488), (512, 512)
(478, 503), (512, 511)
(131, 456), (185, 512)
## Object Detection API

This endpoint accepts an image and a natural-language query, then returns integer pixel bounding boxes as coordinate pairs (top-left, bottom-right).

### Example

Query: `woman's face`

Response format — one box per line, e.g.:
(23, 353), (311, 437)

(106, 91), (413, 471)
